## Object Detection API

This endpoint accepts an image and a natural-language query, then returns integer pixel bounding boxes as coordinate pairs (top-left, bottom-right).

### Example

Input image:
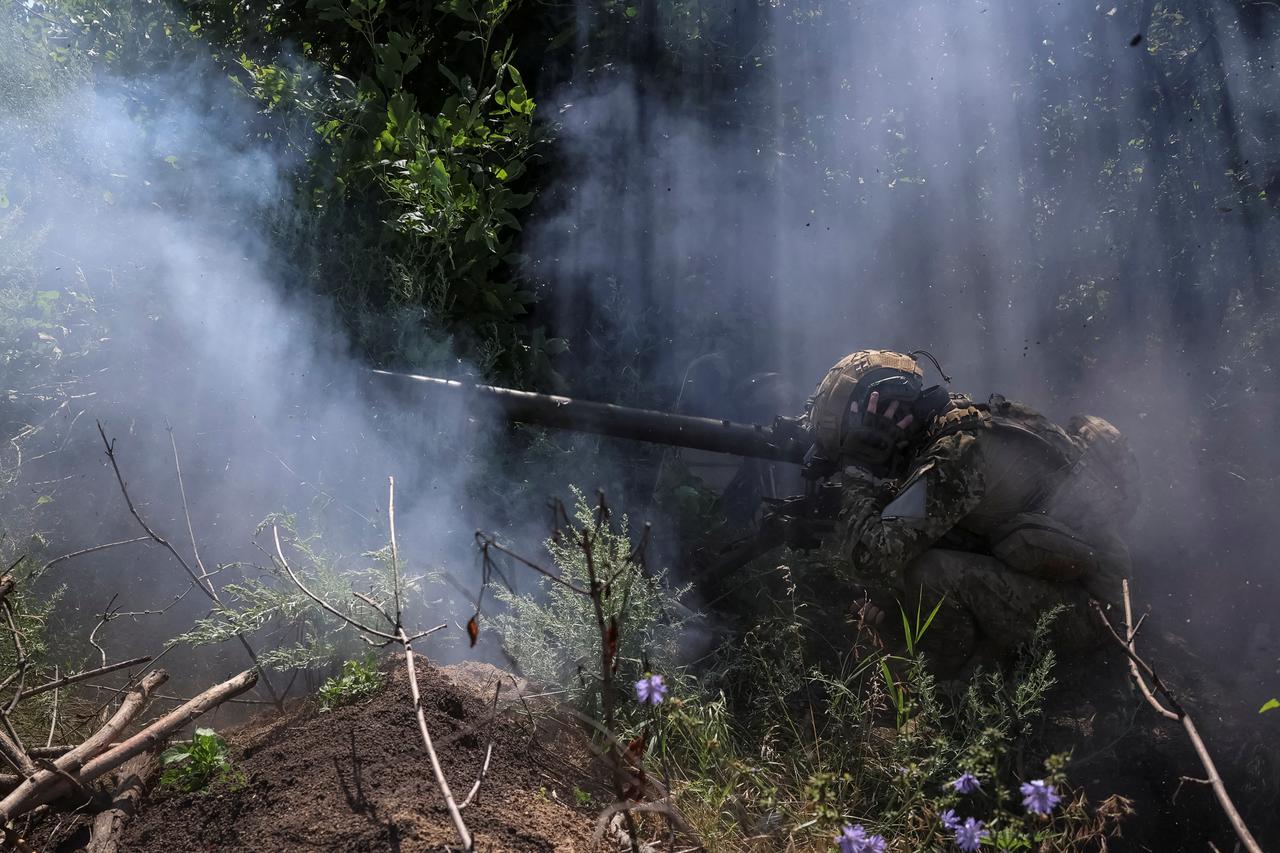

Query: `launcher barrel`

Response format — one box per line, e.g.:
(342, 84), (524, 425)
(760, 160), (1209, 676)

(370, 369), (809, 464)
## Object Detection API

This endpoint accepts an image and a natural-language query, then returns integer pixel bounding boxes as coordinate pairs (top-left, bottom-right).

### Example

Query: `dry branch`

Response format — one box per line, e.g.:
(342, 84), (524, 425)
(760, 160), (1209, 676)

(86, 751), (159, 853)
(0, 668), (255, 821)
(401, 635), (472, 849)
(0, 670), (166, 821)
(17, 657), (151, 702)
(96, 423), (281, 708)
(1092, 582), (1262, 853)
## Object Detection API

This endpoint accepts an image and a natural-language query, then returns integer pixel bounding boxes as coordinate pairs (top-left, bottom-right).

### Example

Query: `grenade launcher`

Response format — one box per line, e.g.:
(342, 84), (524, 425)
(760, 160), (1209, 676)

(368, 369), (845, 571)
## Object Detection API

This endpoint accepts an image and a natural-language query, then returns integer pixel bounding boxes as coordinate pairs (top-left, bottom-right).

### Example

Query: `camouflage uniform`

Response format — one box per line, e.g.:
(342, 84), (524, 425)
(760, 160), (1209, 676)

(833, 391), (1136, 673)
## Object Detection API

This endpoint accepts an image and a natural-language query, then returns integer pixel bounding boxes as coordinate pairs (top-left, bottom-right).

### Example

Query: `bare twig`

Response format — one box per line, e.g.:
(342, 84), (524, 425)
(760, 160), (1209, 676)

(272, 526), (398, 643)
(273, 477), (473, 851)
(28, 538), (150, 582)
(400, 634), (472, 849)
(457, 680), (501, 810)
(97, 422), (212, 598)
(80, 682), (274, 706)
(1092, 583), (1262, 853)
(97, 423), (282, 708)
(388, 476), (402, 627)
(44, 667), (58, 749)
(17, 657), (151, 702)
(167, 425), (210, 583)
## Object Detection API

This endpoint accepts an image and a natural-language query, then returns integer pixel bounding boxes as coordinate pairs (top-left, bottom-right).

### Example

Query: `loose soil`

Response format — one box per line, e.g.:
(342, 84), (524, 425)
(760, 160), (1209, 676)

(119, 659), (606, 852)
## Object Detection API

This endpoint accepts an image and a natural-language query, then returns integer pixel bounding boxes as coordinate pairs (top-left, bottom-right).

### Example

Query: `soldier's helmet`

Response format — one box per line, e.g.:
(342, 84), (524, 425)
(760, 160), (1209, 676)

(807, 350), (927, 461)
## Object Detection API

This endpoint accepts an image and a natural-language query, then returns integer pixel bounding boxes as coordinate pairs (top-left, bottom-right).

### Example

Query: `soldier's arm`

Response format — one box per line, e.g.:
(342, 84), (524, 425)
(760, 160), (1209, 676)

(838, 431), (986, 584)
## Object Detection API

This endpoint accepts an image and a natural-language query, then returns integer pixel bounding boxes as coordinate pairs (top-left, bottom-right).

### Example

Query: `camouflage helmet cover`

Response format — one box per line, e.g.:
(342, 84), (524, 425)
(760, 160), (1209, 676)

(808, 350), (924, 459)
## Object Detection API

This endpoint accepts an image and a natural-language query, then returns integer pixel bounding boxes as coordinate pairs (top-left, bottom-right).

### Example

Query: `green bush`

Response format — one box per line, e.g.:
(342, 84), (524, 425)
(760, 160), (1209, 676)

(160, 727), (242, 793)
(649, 606), (1131, 851)
(317, 653), (384, 712)
(492, 486), (694, 718)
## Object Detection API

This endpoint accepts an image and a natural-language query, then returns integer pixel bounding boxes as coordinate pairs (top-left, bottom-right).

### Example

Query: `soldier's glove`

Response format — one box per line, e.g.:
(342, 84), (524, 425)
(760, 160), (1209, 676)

(843, 389), (916, 475)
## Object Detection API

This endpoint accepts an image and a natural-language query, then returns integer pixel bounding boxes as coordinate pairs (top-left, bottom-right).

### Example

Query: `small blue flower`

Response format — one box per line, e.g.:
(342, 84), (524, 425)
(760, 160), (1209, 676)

(953, 817), (989, 852)
(835, 824), (887, 853)
(939, 808), (961, 830)
(951, 772), (982, 795)
(1019, 779), (1062, 815)
(835, 824), (866, 853)
(634, 673), (667, 705)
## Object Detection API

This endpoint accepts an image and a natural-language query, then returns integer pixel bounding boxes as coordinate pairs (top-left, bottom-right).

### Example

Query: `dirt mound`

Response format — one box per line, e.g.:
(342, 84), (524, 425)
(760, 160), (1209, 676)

(121, 659), (603, 852)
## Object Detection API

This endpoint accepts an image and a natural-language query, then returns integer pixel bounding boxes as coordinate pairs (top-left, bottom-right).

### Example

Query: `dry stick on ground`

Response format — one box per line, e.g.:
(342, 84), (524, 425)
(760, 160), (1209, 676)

(271, 476), (472, 851)
(1092, 582), (1262, 853)
(0, 670), (167, 823)
(95, 422), (283, 708)
(85, 750), (159, 853)
(457, 681), (501, 810)
(0, 668), (257, 822)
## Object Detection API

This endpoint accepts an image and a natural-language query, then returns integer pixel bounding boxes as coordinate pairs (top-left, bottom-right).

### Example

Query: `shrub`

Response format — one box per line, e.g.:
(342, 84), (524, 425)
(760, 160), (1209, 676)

(492, 486), (694, 718)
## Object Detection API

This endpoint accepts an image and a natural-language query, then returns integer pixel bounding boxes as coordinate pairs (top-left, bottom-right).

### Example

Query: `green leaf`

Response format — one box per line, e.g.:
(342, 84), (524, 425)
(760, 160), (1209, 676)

(1261, 698), (1280, 714)
(624, 5), (638, 17)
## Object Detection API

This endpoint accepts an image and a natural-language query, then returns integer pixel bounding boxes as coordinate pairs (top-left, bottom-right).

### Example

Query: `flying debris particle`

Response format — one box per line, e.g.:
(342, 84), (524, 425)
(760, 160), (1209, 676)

(1129, 33), (1144, 47)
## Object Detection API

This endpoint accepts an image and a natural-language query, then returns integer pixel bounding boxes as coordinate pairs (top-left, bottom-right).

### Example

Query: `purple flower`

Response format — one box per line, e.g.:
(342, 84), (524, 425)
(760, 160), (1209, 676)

(1020, 779), (1062, 815)
(951, 772), (982, 795)
(953, 817), (989, 852)
(835, 824), (887, 853)
(634, 673), (667, 705)
(939, 809), (961, 830)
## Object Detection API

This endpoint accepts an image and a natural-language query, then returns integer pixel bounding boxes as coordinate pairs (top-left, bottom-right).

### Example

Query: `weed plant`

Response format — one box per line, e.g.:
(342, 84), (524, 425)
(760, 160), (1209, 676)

(494, 510), (1132, 851)
(159, 727), (244, 794)
(317, 653), (385, 712)
(645, 593), (1131, 851)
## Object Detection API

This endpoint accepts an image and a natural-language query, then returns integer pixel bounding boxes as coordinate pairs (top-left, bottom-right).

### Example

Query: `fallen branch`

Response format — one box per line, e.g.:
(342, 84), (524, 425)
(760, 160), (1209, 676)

(0, 670), (167, 822)
(0, 668), (255, 821)
(1092, 582), (1262, 853)
(86, 751), (159, 853)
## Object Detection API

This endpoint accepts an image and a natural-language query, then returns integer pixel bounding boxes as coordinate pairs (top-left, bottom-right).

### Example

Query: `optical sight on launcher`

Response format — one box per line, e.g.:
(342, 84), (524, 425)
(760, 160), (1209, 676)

(368, 369), (844, 572)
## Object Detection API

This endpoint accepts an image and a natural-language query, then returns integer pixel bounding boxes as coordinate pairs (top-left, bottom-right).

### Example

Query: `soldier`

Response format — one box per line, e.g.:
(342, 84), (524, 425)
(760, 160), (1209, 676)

(806, 350), (1139, 673)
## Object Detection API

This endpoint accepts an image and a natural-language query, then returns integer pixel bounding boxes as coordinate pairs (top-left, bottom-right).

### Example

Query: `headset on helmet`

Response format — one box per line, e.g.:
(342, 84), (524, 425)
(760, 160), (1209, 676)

(807, 349), (952, 472)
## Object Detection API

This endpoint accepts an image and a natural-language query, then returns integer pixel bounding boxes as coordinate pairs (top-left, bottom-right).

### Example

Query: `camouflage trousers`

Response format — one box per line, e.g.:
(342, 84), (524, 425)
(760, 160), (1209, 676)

(900, 549), (1104, 674)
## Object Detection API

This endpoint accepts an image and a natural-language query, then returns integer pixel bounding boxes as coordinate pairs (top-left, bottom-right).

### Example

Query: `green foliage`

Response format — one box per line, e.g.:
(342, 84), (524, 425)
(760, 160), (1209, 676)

(175, 513), (442, 671)
(160, 727), (242, 793)
(223, 0), (561, 382)
(1261, 698), (1279, 714)
(634, 593), (1125, 851)
(317, 653), (384, 711)
(20, 0), (560, 384)
(492, 486), (694, 717)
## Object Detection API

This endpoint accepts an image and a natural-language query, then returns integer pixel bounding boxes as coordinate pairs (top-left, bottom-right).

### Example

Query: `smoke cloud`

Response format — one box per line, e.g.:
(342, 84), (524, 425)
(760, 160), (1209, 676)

(0, 13), (503, 672)
(527, 1), (1280, 682)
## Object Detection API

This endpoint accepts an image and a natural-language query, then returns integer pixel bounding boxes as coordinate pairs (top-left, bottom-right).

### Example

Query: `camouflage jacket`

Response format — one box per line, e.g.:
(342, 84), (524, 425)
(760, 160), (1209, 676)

(839, 429), (985, 586)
